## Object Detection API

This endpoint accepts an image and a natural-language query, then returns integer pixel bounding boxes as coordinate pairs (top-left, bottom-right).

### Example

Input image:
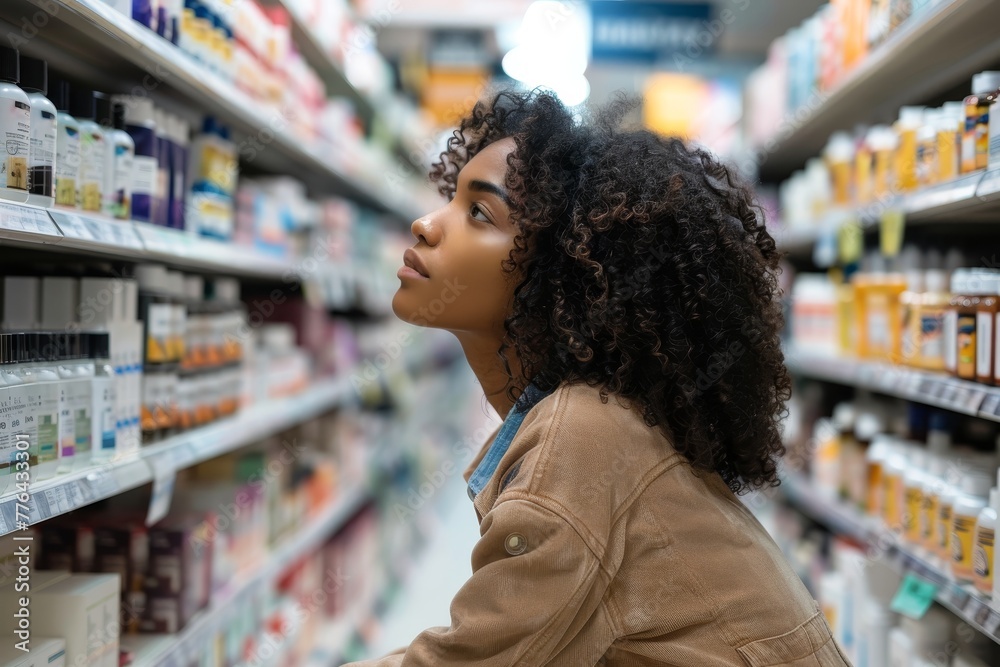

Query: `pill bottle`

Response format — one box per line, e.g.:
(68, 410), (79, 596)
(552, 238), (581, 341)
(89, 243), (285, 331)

(973, 487), (997, 595)
(952, 467), (992, 582)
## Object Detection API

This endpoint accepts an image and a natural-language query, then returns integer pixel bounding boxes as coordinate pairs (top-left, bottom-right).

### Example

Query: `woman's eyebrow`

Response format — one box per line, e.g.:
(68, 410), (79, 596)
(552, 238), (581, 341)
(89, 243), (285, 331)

(468, 179), (513, 207)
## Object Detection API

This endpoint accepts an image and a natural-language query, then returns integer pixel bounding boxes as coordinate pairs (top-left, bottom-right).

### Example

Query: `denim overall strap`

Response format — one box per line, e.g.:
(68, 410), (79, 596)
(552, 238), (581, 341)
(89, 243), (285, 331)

(467, 383), (553, 501)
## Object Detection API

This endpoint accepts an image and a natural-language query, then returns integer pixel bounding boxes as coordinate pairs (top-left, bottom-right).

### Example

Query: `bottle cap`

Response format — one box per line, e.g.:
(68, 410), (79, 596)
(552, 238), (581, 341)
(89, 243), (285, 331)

(0, 47), (19, 84)
(832, 403), (856, 432)
(855, 412), (883, 441)
(972, 71), (1000, 95)
(113, 95), (155, 127)
(925, 269), (947, 293)
(898, 106), (924, 127)
(69, 88), (96, 120)
(89, 332), (110, 360)
(18, 55), (46, 95)
(113, 102), (127, 132)
(962, 468), (994, 498)
(50, 78), (72, 113)
(95, 92), (114, 128)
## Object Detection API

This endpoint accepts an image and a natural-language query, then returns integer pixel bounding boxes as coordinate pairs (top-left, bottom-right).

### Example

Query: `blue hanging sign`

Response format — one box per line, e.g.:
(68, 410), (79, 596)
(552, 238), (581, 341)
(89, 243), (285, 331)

(591, 1), (716, 63)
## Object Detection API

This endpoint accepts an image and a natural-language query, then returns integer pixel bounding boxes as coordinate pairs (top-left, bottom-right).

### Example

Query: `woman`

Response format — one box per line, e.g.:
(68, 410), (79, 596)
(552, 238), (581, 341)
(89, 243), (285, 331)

(348, 90), (850, 666)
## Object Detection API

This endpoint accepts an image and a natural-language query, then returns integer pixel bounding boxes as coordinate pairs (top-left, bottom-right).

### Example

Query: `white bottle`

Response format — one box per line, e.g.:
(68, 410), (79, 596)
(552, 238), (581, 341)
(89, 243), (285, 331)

(69, 88), (105, 213)
(18, 334), (61, 482)
(88, 333), (116, 464)
(974, 488), (997, 596)
(97, 96), (134, 220)
(857, 599), (892, 667)
(51, 79), (80, 209)
(18, 56), (55, 208)
(0, 47), (31, 203)
(56, 334), (94, 473)
(952, 467), (992, 582)
(0, 335), (13, 496)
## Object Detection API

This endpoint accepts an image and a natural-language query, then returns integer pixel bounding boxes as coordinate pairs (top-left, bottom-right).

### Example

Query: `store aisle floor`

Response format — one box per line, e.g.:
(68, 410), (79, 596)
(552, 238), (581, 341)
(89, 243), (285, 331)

(363, 476), (481, 658)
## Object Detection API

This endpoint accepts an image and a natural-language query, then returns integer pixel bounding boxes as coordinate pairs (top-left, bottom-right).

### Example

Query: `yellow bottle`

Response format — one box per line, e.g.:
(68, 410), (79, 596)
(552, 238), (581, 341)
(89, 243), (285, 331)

(824, 132), (855, 207)
(937, 102), (963, 183)
(855, 259), (907, 362)
(868, 125), (897, 200)
(895, 107), (923, 193)
(916, 270), (950, 371)
(898, 269), (924, 367)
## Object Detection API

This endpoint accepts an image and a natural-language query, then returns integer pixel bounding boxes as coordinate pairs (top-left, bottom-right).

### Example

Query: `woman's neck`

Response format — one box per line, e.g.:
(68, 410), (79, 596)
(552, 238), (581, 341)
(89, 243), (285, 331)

(453, 332), (520, 419)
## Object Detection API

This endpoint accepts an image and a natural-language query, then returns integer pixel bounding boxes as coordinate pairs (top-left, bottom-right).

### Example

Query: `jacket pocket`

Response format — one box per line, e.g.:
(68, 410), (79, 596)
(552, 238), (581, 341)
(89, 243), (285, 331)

(736, 611), (852, 667)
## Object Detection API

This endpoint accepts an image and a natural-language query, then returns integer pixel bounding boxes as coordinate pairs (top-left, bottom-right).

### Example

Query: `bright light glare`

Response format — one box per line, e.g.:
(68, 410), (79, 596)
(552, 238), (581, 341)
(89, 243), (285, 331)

(501, 1), (591, 106)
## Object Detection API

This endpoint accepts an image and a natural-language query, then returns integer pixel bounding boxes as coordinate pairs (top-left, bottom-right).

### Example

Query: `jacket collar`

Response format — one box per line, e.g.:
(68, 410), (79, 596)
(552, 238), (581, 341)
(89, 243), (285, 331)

(467, 382), (553, 501)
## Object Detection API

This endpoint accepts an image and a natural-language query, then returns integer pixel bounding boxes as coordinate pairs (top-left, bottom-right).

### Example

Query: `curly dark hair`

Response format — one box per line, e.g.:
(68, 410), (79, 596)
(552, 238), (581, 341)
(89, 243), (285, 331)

(430, 89), (790, 494)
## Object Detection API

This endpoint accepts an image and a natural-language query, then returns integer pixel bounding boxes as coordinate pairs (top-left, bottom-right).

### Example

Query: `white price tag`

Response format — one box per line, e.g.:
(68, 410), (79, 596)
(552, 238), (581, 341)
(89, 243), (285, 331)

(146, 451), (177, 526)
(87, 470), (118, 498)
(49, 210), (95, 240)
(976, 169), (1000, 199)
(66, 481), (86, 509)
(0, 202), (60, 237)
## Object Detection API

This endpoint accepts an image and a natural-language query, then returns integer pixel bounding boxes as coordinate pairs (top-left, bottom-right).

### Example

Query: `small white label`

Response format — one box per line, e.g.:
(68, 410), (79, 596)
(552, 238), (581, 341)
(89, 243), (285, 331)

(132, 155), (157, 196)
(0, 97), (31, 192)
(978, 311), (993, 378)
(79, 128), (106, 212)
(944, 310), (958, 372)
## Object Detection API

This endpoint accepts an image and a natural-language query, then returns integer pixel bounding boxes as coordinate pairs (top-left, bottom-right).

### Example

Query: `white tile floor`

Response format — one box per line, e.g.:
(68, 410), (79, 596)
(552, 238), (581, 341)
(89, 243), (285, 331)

(359, 476), (481, 659)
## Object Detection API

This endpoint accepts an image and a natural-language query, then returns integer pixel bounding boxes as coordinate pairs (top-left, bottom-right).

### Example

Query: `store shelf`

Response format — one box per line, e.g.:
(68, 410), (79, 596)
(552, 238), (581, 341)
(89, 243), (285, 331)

(776, 169), (1000, 255)
(0, 200), (307, 278)
(4, 0), (420, 221)
(757, 0), (1000, 182)
(129, 484), (372, 667)
(0, 375), (356, 537)
(779, 473), (1000, 645)
(785, 348), (1000, 421)
(259, 0), (376, 127)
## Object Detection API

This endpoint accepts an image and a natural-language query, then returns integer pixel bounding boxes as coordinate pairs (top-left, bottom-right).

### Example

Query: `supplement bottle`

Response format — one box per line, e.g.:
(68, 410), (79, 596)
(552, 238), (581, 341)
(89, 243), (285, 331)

(917, 268), (949, 371)
(69, 89), (105, 213)
(962, 71), (1000, 173)
(973, 487), (997, 595)
(952, 467), (992, 582)
(19, 56), (55, 208)
(0, 47), (30, 203)
(51, 79), (80, 209)
(894, 106), (923, 192)
(976, 272), (999, 385)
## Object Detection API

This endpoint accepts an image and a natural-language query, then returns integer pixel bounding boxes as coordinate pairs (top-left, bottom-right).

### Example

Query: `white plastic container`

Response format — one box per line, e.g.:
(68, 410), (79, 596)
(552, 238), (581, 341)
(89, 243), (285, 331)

(974, 487), (997, 595)
(857, 598), (892, 667)
(89, 333), (116, 464)
(98, 96), (134, 220)
(52, 79), (80, 209)
(56, 334), (94, 472)
(19, 56), (55, 208)
(952, 468), (993, 582)
(0, 47), (30, 203)
(70, 88), (105, 213)
(30, 333), (63, 481)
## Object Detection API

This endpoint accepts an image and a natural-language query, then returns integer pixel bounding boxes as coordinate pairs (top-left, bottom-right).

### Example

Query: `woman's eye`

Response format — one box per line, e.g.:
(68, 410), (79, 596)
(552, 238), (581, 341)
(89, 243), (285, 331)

(470, 204), (491, 223)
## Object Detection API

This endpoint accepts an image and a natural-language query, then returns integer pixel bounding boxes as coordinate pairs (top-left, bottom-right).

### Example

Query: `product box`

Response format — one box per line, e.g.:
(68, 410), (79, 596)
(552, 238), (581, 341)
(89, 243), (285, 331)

(141, 515), (211, 634)
(90, 522), (149, 634)
(26, 573), (119, 667)
(40, 524), (95, 573)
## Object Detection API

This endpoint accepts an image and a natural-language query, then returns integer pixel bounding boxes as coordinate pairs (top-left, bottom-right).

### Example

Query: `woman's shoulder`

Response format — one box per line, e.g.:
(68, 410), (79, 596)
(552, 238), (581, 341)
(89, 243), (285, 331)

(504, 382), (686, 531)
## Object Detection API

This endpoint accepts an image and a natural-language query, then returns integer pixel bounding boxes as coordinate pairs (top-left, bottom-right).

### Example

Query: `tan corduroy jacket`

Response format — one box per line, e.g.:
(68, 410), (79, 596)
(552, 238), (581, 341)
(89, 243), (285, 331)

(346, 383), (852, 666)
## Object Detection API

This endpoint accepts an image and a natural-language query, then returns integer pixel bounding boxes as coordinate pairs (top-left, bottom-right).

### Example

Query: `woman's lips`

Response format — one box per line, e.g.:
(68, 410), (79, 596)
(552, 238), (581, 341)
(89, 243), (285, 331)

(401, 248), (430, 279)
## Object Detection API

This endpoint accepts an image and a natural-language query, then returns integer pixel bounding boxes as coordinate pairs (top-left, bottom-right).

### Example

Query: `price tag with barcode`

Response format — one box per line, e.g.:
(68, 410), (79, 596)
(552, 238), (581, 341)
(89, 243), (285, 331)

(87, 470), (118, 498)
(145, 451), (177, 526)
(49, 210), (95, 241)
(0, 202), (60, 237)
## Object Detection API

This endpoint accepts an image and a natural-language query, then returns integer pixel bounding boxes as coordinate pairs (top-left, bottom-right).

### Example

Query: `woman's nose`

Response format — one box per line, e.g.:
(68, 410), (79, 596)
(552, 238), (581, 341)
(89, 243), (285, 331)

(411, 213), (442, 246)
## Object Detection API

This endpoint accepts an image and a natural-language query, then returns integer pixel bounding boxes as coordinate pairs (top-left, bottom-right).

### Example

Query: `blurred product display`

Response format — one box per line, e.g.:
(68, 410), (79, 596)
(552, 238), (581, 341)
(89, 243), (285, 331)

(5, 0), (1000, 664)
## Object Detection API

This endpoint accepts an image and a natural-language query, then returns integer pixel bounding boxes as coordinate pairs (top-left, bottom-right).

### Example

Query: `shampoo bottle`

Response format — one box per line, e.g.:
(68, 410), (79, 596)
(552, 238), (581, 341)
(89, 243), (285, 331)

(0, 47), (30, 203)
(18, 56), (55, 208)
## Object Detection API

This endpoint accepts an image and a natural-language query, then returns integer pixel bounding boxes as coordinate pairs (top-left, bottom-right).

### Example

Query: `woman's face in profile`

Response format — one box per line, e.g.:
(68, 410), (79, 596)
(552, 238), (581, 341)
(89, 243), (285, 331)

(392, 138), (520, 336)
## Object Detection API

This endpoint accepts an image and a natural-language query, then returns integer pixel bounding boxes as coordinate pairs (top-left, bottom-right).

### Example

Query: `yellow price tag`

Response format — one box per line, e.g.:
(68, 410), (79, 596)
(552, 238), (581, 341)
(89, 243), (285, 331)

(838, 218), (863, 265)
(880, 209), (906, 258)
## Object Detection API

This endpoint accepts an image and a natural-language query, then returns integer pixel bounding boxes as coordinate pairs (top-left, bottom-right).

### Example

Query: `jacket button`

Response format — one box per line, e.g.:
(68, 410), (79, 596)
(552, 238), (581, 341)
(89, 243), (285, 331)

(505, 533), (527, 555)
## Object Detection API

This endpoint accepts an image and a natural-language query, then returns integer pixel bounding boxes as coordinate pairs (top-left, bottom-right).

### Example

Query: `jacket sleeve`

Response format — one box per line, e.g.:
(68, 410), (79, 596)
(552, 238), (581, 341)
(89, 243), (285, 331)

(341, 497), (615, 666)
